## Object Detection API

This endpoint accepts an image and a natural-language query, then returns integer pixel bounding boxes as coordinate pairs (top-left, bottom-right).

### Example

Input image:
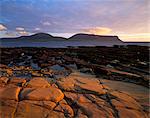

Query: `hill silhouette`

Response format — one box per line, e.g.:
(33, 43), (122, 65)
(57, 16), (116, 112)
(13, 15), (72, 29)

(0, 33), (125, 47)
(1, 33), (123, 42)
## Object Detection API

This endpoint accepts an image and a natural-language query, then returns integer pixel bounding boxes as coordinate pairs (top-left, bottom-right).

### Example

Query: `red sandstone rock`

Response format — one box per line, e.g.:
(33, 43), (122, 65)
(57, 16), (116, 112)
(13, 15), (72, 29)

(0, 77), (9, 87)
(64, 92), (114, 118)
(117, 107), (148, 118)
(0, 100), (17, 118)
(9, 77), (26, 87)
(54, 103), (74, 117)
(0, 86), (21, 101)
(0, 77), (9, 84)
(15, 100), (52, 118)
(20, 88), (35, 100)
(110, 91), (142, 110)
(26, 77), (50, 88)
(57, 72), (106, 95)
(24, 87), (64, 102)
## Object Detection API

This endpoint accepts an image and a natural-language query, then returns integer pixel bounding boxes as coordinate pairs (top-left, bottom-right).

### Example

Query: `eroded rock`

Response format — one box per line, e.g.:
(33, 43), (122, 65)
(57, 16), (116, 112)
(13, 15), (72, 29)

(0, 86), (21, 101)
(23, 87), (64, 102)
(26, 77), (50, 88)
(117, 107), (148, 118)
(57, 72), (106, 95)
(15, 100), (50, 118)
(8, 77), (26, 87)
(64, 92), (114, 118)
(0, 47), (149, 118)
(0, 76), (9, 86)
(0, 100), (17, 118)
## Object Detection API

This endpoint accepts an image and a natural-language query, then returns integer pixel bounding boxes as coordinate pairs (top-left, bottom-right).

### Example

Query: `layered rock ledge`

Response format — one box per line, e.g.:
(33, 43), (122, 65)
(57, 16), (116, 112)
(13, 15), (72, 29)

(0, 72), (148, 118)
(0, 47), (149, 118)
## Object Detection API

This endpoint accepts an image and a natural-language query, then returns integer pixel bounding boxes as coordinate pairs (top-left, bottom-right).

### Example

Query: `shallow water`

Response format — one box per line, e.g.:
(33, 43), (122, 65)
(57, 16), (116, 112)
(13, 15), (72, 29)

(0, 41), (122, 47)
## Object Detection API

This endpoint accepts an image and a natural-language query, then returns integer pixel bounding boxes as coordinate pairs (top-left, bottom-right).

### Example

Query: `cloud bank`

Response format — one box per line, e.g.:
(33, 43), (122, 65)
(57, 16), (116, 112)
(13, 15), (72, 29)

(83, 27), (112, 35)
(0, 0), (149, 41)
(0, 24), (7, 31)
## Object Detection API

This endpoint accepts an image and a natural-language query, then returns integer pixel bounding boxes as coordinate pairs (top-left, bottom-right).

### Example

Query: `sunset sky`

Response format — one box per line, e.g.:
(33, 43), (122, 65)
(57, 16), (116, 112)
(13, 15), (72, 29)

(0, 0), (149, 42)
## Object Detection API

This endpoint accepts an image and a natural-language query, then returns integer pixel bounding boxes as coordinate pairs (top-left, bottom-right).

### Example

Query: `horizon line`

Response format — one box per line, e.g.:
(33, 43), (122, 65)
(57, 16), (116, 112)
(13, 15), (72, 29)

(0, 32), (150, 43)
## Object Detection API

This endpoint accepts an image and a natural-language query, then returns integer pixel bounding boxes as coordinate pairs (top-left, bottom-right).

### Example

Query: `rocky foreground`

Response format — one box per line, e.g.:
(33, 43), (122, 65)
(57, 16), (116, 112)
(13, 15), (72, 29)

(0, 46), (149, 118)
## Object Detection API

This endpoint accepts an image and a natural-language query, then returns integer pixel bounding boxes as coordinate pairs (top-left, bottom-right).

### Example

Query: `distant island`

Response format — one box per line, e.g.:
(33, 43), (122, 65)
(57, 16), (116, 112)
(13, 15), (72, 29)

(0, 33), (149, 47)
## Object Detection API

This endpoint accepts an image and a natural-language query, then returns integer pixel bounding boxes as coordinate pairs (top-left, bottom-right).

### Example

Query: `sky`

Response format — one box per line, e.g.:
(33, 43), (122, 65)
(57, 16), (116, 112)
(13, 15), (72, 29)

(0, 0), (149, 42)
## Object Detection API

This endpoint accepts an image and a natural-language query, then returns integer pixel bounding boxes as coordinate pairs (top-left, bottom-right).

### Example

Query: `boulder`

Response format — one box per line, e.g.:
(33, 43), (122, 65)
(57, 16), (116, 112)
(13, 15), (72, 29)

(64, 92), (91, 103)
(110, 91), (142, 110)
(23, 87), (64, 102)
(0, 86), (21, 101)
(117, 107), (148, 118)
(6, 69), (13, 76)
(18, 100), (56, 110)
(8, 78), (26, 87)
(26, 77), (50, 88)
(15, 100), (51, 118)
(64, 92), (114, 118)
(0, 100), (17, 118)
(76, 110), (88, 118)
(54, 102), (74, 117)
(0, 77), (9, 86)
(19, 88), (35, 100)
(57, 72), (106, 95)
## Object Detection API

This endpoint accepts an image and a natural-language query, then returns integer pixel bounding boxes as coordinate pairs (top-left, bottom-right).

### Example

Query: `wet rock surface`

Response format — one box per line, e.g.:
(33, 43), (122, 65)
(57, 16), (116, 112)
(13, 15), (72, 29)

(0, 46), (149, 118)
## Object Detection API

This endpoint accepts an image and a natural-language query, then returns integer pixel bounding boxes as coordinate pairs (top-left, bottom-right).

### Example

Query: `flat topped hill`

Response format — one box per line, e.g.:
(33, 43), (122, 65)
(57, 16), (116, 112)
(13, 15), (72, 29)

(1, 33), (122, 41)
(69, 33), (123, 43)
(0, 33), (124, 47)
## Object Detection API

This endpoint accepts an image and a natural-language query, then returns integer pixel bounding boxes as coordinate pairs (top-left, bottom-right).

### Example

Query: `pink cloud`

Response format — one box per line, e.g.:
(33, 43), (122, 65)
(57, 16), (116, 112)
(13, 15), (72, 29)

(83, 27), (112, 35)
(0, 24), (7, 31)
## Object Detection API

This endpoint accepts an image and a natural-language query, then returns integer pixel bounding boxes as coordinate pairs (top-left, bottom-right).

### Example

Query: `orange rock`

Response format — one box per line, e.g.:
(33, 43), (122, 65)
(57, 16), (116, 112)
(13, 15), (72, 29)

(0, 86), (21, 101)
(15, 100), (64, 118)
(24, 87), (64, 102)
(110, 91), (142, 110)
(0, 64), (8, 68)
(64, 92), (114, 118)
(59, 99), (68, 104)
(43, 101), (56, 110)
(0, 76), (9, 84)
(6, 69), (13, 76)
(26, 77), (50, 88)
(117, 107), (148, 118)
(76, 83), (106, 95)
(64, 92), (91, 103)
(57, 73), (106, 95)
(54, 103), (74, 117)
(77, 110), (88, 118)
(20, 88), (35, 100)
(19, 100), (56, 110)
(47, 111), (65, 118)
(111, 99), (141, 110)
(85, 94), (115, 117)
(15, 100), (50, 118)
(79, 102), (114, 118)
(85, 94), (108, 106)
(31, 71), (43, 77)
(0, 100), (17, 118)
(56, 99), (74, 117)
(9, 77), (26, 87)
